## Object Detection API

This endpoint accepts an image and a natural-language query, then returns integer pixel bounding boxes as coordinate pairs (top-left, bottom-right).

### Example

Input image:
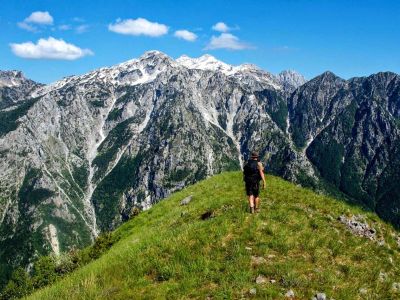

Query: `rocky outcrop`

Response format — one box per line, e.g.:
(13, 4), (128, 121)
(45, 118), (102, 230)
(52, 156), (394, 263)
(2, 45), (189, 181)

(338, 215), (377, 240)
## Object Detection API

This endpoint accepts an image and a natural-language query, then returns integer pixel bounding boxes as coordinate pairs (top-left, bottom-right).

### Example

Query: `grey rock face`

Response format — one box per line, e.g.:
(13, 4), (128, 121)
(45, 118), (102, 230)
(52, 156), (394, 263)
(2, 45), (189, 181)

(297, 72), (400, 225)
(277, 70), (307, 92)
(0, 70), (42, 109)
(288, 71), (349, 149)
(0, 51), (399, 285)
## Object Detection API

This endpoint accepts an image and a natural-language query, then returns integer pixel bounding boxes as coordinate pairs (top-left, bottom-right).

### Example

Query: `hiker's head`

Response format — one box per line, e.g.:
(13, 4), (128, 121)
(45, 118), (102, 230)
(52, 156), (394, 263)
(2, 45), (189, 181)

(250, 151), (259, 160)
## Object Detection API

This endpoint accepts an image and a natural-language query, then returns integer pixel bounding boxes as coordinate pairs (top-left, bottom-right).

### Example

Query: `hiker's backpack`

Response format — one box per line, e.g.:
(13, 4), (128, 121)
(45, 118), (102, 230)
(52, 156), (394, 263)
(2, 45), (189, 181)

(243, 159), (261, 184)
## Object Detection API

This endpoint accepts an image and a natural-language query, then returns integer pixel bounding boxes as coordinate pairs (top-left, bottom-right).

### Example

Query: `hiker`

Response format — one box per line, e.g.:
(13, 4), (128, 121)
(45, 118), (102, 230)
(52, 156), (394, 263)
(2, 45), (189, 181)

(243, 151), (266, 214)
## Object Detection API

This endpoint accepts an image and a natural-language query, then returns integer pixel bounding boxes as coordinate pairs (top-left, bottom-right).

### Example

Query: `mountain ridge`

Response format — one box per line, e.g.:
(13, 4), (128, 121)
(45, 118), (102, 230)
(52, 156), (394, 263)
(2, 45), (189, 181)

(0, 51), (399, 288)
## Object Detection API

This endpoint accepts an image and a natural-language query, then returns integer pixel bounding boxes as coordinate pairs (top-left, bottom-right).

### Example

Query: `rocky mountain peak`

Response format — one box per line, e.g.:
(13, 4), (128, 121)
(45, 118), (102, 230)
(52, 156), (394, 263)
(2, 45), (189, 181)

(238, 63), (261, 72)
(0, 70), (41, 109)
(299, 71), (346, 91)
(177, 54), (264, 75)
(140, 50), (169, 58)
(116, 50), (175, 72)
(176, 54), (237, 74)
(33, 51), (178, 94)
(366, 71), (400, 87)
(176, 54), (281, 89)
(318, 71), (344, 82)
(0, 70), (30, 87)
(277, 70), (307, 91)
(138, 50), (174, 65)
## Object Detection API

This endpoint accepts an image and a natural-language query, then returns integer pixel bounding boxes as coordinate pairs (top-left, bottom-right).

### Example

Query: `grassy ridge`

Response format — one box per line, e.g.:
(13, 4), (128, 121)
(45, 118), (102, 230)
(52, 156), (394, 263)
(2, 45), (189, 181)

(28, 172), (400, 299)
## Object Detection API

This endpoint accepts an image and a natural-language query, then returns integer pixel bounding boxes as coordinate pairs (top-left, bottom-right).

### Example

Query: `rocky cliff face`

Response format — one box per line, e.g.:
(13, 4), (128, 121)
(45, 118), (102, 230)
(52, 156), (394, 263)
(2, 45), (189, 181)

(301, 72), (400, 223)
(277, 70), (307, 93)
(0, 71), (41, 110)
(0, 51), (398, 285)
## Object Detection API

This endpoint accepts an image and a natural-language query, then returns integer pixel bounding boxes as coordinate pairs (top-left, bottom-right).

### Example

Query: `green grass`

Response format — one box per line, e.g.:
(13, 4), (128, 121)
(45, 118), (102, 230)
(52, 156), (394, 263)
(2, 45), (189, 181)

(27, 172), (400, 299)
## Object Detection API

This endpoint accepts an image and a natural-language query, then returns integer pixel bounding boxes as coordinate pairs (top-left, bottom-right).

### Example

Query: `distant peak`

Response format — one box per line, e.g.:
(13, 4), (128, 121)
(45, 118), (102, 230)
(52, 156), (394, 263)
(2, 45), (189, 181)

(277, 70), (307, 90)
(177, 54), (190, 59)
(367, 71), (399, 80)
(175, 54), (280, 89)
(176, 54), (219, 64)
(198, 54), (218, 60)
(239, 63), (261, 71)
(176, 54), (263, 75)
(0, 70), (30, 87)
(176, 54), (234, 74)
(279, 69), (303, 76)
(140, 50), (171, 60)
(309, 71), (345, 83)
(320, 70), (341, 79)
(321, 70), (335, 76)
(0, 70), (24, 78)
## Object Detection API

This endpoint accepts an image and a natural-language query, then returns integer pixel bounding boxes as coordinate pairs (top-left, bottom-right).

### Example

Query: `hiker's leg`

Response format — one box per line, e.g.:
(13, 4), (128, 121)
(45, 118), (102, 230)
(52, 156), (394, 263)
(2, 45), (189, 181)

(248, 195), (254, 207)
(248, 195), (255, 213)
(255, 197), (260, 209)
(254, 183), (260, 211)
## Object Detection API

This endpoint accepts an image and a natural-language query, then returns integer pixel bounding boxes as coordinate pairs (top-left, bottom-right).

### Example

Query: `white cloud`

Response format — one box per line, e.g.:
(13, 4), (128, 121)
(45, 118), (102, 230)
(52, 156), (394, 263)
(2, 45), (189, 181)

(174, 30), (197, 42)
(24, 11), (53, 25)
(72, 17), (85, 23)
(205, 33), (252, 50)
(58, 24), (71, 31)
(18, 11), (54, 31)
(57, 24), (89, 34)
(76, 24), (89, 34)
(212, 22), (229, 32)
(108, 18), (168, 37)
(17, 22), (37, 32)
(10, 37), (93, 60)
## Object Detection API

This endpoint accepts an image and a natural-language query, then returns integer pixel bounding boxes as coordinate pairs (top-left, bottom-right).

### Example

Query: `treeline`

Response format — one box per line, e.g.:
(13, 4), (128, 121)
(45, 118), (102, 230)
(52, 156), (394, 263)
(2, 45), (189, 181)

(0, 232), (118, 299)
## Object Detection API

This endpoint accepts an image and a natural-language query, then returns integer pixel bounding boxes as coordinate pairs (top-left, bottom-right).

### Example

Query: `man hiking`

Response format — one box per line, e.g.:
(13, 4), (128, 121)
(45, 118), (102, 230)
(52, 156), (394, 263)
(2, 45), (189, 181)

(243, 151), (266, 214)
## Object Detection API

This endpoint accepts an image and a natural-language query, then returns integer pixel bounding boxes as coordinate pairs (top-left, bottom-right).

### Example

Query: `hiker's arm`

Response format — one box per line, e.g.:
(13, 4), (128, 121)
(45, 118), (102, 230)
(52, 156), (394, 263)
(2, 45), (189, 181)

(258, 162), (266, 189)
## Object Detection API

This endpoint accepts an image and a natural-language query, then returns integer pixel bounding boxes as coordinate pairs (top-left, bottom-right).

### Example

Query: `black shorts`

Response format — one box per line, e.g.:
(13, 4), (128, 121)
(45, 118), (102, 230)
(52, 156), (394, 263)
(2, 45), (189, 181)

(245, 181), (260, 197)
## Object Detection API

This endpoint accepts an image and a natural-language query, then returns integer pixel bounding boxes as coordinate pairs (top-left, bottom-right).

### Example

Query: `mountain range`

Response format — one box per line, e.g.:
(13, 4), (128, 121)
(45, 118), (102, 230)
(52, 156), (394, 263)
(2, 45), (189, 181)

(0, 50), (399, 286)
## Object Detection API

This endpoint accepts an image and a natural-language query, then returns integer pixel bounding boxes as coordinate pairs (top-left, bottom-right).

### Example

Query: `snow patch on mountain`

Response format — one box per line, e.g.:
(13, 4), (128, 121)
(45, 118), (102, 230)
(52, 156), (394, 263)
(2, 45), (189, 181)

(177, 54), (264, 76)
(176, 54), (239, 75)
(177, 54), (282, 90)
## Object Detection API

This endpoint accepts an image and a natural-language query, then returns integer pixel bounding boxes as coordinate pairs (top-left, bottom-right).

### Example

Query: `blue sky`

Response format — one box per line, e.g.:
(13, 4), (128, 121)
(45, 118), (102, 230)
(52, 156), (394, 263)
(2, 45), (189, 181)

(1, 0), (399, 83)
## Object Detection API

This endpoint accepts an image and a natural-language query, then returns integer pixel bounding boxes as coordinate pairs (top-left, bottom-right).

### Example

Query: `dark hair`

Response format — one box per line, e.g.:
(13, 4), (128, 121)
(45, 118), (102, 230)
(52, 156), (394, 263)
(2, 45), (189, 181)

(250, 151), (259, 158)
